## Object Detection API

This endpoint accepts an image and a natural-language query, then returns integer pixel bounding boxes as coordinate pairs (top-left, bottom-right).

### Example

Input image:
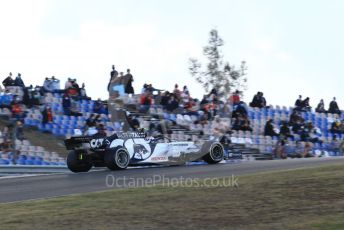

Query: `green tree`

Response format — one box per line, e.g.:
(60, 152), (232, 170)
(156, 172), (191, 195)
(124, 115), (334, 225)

(189, 29), (247, 99)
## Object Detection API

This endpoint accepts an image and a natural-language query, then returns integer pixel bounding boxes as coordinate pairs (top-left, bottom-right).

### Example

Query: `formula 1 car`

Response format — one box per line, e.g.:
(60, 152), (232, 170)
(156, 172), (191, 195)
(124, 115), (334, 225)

(64, 132), (224, 173)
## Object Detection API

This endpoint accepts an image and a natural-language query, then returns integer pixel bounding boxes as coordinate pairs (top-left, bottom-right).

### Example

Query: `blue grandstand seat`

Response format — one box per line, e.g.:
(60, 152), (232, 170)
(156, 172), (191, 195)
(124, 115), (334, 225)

(0, 159), (10, 165)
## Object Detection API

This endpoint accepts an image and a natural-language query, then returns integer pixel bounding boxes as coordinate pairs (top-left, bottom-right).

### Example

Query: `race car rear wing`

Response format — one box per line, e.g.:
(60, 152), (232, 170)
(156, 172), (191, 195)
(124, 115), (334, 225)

(64, 136), (93, 150)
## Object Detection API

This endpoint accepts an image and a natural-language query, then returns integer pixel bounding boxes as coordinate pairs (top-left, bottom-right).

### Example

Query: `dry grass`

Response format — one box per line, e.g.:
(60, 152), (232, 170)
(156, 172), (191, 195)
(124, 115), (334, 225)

(1, 164), (344, 230)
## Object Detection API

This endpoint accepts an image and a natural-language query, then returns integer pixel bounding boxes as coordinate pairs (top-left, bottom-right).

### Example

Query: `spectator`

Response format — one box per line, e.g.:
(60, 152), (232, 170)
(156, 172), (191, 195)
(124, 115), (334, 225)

(42, 106), (53, 124)
(146, 84), (162, 94)
(328, 97), (341, 115)
(274, 139), (287, 159)
(315, 99), (326, 113)
(264, 119), (279, 137)
(43, 77), (53, 93)
(139, 91), (152, 113)
(108, 65), (118, 91)
(279, 121), (293, 139)
(126, 113), (140, 131)
(93, 98), (106, 114)
(166, 95), (179, 113)
(65, 78), (73, 89)
(2, 72), (14, 87)
(95, 123), (107, 137)
(229, 90), (240, 106)
(295, 95), (303, 109)
(251, 92), (267, 108)
(160, 91), (170, 109)
(15, 121), (25, 141)
(124, 69), (134, 95)
(62, 93), (71, 115)
(173, 84), (181, 98)
(79, 83), (90, 100)
(14, 73), (25, 88)
(51, 76), (60, 92)
(85, 114), (96, 128)
(11, 100), (24, 121)
(330, 120), (342, 134)
(300, 97), (311, 111)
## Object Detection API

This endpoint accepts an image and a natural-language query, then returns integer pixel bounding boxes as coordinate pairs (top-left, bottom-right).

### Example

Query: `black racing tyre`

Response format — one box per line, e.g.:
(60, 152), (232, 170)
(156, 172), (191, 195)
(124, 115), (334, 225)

(203, 143), (224, 164)
(104, 147), (130, 170)
(67, 150), (92, 173)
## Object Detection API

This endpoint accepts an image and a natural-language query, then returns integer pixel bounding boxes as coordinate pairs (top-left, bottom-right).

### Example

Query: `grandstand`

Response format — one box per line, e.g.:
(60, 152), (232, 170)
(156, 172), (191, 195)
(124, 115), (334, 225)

(0, 79), (343, 166)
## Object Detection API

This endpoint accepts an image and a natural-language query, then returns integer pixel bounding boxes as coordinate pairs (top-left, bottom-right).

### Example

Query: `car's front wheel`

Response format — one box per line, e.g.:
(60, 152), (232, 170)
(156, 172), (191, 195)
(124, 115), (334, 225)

(203, 143), (224, 164)
(67, 150), (92, 173)
(104, 147), (130, 170)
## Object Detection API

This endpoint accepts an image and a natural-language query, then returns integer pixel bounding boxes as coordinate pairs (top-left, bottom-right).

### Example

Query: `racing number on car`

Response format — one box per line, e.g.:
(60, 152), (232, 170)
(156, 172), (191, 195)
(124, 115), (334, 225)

(90, 139), (104, 148)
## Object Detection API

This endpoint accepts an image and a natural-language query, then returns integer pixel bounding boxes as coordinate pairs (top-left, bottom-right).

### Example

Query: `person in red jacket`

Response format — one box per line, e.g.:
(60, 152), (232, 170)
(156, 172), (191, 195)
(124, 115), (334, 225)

(139, 91), (152, 113)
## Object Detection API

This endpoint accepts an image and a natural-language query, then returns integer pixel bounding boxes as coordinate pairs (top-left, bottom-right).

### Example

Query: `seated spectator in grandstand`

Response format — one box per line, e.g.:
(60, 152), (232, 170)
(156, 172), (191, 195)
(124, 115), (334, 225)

(328, 97), (341, 115)
(126, 114), (140, 131)
(184, 98), (199, 116)
(11, 101), (24, 121)
(279, 121), (294, 139)
(93, 98), (106, 114)
(315, 99), (326, 113)
(300, 97), (311, 111)
(289, 110), (304, 133)
(166, 95), (180, 112)
(124, 69), (134, 95)
(273, 139), (287, 159)
(42, 106), (53, 124)
(85, 114), (96, 128)
(2, 72), (14, 87)
(139, 91), (152, 113)
(200, 95), (209, 108)
(264, 119), (279, 137)
(62, 93), (71, 115)
(250, 92), (264, 108)
(330, 120), (342, 134)
(154, 91), (162, 105)
(95, 123), (107, 137)
(232, 101), (248, 118)
(293, 141), (313, 158)
(241, 119), (253, 132)
(31, 86), (42, 106)
(231, 113), (250, 131)
(160, 91), (170, 109)
(14, 73), (25, 88)
(15, 121), (25, 141)
(229, 90), (240, 106)
(197, 111), (209, 125)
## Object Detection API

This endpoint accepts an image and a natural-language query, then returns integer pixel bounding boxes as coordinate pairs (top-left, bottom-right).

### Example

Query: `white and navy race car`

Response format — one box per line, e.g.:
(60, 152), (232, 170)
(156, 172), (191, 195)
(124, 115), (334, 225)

(64, 132), (224, 173)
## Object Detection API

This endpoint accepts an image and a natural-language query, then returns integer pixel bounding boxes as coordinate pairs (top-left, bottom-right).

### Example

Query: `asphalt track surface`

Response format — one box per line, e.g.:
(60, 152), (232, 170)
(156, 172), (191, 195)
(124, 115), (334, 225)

(1, 157), (344, 203)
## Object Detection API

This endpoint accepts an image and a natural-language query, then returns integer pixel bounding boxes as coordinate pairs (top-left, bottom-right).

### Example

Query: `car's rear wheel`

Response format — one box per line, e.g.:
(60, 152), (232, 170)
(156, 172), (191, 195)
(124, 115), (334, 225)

(104, 147), (130, 170)
(67, 150), (92, 173)
(203, 143), (224, 164)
